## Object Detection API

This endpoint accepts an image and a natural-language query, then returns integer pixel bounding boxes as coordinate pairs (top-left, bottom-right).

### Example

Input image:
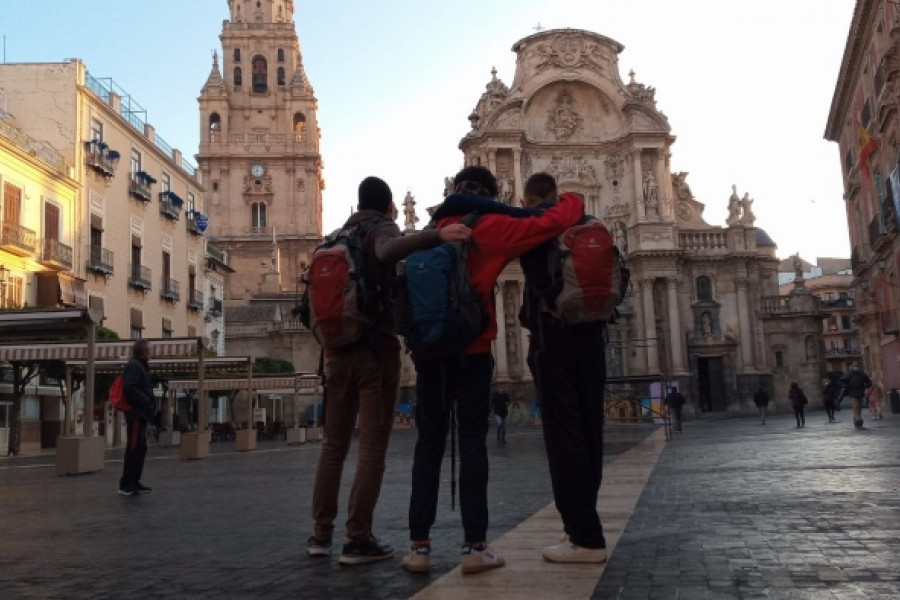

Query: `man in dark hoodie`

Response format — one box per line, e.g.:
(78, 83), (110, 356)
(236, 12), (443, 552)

(518, 172), (608, 564)
(402, 166), (583, 575)
(119, 339), (156, 496)
(307, 176), (471, 565)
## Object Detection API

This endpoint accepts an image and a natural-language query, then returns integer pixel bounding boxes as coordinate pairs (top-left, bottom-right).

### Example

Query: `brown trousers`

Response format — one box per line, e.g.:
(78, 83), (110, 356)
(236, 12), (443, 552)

(312, 344), (400, 543)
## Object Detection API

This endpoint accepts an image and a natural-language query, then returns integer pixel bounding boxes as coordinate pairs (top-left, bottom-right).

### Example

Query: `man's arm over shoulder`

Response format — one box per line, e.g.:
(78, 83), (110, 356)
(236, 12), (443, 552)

(475, 193), (584, 258)
(371, 222), (443, 266)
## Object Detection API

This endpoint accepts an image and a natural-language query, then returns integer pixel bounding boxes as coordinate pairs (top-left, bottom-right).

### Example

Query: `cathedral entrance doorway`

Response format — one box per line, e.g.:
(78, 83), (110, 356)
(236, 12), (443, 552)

(697, 357), (727, 412)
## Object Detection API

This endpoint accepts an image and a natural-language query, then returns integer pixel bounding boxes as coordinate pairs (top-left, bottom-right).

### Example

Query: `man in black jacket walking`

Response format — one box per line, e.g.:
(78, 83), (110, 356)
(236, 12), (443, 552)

(119, 339), (156, 496)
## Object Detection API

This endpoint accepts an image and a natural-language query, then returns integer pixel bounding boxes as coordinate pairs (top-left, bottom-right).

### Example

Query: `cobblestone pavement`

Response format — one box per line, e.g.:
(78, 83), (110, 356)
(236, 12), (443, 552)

(594, 410), (900, 600)
(0, 423), (653, 599)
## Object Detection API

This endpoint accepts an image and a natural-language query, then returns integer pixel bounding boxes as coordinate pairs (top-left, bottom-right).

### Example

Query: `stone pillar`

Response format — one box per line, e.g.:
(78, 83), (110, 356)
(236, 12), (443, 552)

(641, 278), (658, 373)
(666, 278), (686, 373)
(487, 149), (497, 175)
(495, 286), (509, 379)
(632, 150), (646, 221)
(513, 149), (523, 202)
(736, 275), (754, 368)
(656, 150), (667, 220)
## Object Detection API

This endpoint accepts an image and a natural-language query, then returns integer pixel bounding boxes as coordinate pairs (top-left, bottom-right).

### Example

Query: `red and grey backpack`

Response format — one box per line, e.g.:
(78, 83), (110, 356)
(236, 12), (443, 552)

(304, 219), (381, 349)
(542, 215), (628, 324)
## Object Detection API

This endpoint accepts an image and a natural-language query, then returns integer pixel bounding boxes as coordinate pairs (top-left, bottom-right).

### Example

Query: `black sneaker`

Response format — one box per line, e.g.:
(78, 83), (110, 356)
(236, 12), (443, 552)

(118, 487), (136, 496)
(338, 535), (395, 565)
(306, 536), (332, 557)
(135, 482), (152, 494)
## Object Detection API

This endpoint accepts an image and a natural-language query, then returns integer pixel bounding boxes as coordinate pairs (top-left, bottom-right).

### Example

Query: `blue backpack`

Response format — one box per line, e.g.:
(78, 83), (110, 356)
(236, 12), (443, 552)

(397, 212), (486, 361)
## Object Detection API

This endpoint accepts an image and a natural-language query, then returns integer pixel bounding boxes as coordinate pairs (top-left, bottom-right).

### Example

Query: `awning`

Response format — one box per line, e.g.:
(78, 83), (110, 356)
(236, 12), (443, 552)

(0, 338), (204, 362)
(167, 373), (318, 392)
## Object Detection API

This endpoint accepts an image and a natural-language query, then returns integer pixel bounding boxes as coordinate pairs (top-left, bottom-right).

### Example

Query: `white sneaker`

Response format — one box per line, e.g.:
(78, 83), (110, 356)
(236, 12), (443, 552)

(401, 543), (431, 573)
(460, 544), (505, 575)
(542, 542), (608, 563)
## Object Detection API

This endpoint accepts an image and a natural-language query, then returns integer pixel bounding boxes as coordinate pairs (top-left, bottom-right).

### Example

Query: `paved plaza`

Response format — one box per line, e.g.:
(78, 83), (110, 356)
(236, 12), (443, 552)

(1, 409), (898, 599)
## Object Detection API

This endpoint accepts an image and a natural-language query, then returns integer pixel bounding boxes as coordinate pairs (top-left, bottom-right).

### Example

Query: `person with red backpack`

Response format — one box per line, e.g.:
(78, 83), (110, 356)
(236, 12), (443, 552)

(119, 339), (157, 496)
(401, 166), (583, 575)
(305, 176), (471, 565)
(517, 172), (617, 564)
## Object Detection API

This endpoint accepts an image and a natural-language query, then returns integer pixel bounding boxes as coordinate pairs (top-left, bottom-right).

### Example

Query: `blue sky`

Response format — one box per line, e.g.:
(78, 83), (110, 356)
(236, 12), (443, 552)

(2, 0), (855, 261)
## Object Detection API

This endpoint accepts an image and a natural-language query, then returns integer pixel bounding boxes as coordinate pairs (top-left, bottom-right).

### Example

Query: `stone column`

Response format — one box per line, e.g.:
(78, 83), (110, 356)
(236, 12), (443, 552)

(632, 150), (646, 221)
(494, 286), (509, 379)
(513, 149), (523, 202)
(666, 278), (686, 373)
(641, 278), (659, 373)
(736, 274), (754, 368)
(656, 150), (668, 220)
(487, 149), (497, 175)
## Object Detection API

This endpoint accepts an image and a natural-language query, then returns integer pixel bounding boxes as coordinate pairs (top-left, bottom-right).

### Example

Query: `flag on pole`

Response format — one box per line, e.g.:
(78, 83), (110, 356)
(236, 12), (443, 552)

(858, 122), (878, 174)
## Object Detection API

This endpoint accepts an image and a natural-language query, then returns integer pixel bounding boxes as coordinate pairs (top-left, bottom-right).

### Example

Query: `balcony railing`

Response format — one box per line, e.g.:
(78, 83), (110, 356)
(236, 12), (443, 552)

(679, 230), (728, 254)
(128, 264), (152, 291)
(129, 172), (155, 202)
(206, 241), (226, 264)
(86, 246), (114, 276)
(160, 278), (180, 302)
(40, 239), (73, 269)
(0, 221), (37, 256)
(825, 347), (862, 357)
(83, 140), (119, 178)
(187, 289), (204, 311)
(208, 299), (223, 317)
(186, 211), (207, 236)
(159, 191), (182, 220)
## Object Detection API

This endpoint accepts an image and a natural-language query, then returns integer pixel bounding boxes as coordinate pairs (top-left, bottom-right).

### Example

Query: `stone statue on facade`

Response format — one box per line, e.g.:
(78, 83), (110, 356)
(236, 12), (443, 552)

(499, 177), (514, 205)
(443, 176), (454, 198)
(402, 191), (418, 232)
(793, 254), (804, 281)
(739, 193), (756, 225)
(643, 170), (658, 206)
(726, 185), (741, 225)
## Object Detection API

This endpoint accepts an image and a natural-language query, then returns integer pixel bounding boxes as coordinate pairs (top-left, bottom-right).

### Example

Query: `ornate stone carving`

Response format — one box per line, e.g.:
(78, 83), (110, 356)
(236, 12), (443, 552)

(675, 202), (693, 222)
(402, 191), (419, 232)
(295, 177), (305, 192)
(726, 185), (741, 226)
(533, 32), (606, 73)
(739, 193), (756, 225)
(244, 173), (273, 194)
(546, 156), (597, 185)
(643, 170), (658, 207)
(495, 108), (521, 129)
(630, 111), (656, 131)
(672, 171), (694, 200)
(604, 203), (630, 221)
(604, 152), (625, 183)
(498, 177), (514, 205)
(443, 176), (454, 197)
(546, 89), (582, 141)
(640, 231), (672, 242)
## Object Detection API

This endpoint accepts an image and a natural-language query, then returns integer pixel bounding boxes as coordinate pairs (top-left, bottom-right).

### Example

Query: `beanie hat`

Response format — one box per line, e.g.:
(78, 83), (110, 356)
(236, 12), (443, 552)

(358, 176), (392, 214)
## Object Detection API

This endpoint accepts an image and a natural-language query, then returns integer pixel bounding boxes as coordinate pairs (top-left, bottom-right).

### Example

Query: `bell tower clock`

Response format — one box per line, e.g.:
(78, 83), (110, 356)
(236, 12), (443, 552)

(197, 0), (323, 300)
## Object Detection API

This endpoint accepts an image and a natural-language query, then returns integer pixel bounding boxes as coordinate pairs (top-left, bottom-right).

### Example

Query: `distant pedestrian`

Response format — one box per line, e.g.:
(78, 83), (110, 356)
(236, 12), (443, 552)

(119, 339), (157, 496)
(753, 386), (770, 425)
(789, 382), (807, 428)
(664, 386), (687, 433)
(822, 377), (840, 423)
(840, 364), (872, 429)
(491, 386), (510, 446)
(867, 379), (884, 420)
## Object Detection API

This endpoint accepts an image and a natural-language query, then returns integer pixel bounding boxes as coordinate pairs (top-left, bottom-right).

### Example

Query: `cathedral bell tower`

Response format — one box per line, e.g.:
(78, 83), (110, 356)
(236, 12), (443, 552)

(198, 0), (323, 300)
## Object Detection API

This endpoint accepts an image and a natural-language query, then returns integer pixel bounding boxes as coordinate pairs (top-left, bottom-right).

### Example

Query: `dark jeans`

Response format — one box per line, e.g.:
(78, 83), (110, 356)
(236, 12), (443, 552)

(793, 406), (805, 427)
(669, 405), (683, 432)
(495, 415), (506, 443)
(312, 344), (400, 543)
(409, 353), (493, 543)
(120, 416), (148, 490)
(825, 401), (836, 421)
(528, 319), (606, 549)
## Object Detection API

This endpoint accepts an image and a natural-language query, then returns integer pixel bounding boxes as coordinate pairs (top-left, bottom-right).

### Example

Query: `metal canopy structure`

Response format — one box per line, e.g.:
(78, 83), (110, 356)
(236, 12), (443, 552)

(0, 338), (203, 363)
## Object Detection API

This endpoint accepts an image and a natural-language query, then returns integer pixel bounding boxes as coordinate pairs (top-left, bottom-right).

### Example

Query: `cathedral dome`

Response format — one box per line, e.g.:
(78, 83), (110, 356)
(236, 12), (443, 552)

(756, 228), (776, 246)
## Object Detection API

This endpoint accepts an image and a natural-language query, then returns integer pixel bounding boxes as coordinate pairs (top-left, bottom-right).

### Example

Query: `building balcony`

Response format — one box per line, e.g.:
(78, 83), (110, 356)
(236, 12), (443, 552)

(160, 278), (180, 302)
(825, 347), (862, 358)
(187, 289), (204, 311)
(159, 191), (183, 221)
(128, 264), (152, 291)
(83, 140), (120, 178)
(679, 230), (728, 254)
(206, 241), (226, 264)
(186, 211), (207, 236)
(129, 172), (156, 203)
(0, 221), (37, 256)
(40, 239), (73, 270)
(207, 298), (223, 318)
(86, 246), (114, 276)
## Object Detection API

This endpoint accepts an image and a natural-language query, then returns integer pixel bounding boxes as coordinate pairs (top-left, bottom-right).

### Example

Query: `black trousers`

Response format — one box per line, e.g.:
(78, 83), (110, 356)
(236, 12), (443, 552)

(528, 320), (606, 549)
(825, 401), (836, 421)
(793, 406), (805, 427)
(120, 416), (148, 489)
(409, 353), (493, 542)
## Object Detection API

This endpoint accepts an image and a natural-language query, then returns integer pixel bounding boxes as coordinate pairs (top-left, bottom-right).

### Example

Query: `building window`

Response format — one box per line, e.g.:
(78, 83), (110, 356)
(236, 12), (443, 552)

(187, 192), (195, 214)
(234, 67), (242, 88)
(90, 118), (103, 143)
(209, 113), (221, 136)
(827, 317), (838, 332)
(841, 315), (852, 330)
(161, 172), (171, 194)
(4, 182), (22, 225)
(233, 48), (241, 63)
(277, 48), (285, 62)
(43, 202), (61, 243)
(130, 149), (141, 178)
(162, 319), (173, 339)
(775, 351), (784, 368)
(131, 241), (142, 276)
(277, 67), (285, 86)
(293, 113), (306, 140)
(252, 56), (267, 93)
(696, 276), (712, 301)
(251, 202), (267, 229)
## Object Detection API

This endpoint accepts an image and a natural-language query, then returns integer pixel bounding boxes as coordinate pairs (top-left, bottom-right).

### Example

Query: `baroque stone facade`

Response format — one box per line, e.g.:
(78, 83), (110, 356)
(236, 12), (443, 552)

(446, 29), (820, 412)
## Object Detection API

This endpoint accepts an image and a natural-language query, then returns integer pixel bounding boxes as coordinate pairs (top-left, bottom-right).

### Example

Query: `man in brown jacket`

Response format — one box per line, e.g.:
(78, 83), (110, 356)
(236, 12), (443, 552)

(306, 176), (471, 565)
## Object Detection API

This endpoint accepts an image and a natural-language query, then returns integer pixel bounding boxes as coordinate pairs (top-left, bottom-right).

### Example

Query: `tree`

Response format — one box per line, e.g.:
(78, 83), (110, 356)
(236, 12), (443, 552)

(253, 357), (295, 374)
(5, 362), (40, 456)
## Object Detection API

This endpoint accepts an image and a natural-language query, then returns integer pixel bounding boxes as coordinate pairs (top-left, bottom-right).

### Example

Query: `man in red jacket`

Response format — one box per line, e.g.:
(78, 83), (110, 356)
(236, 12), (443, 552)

(401, 166), (584, 575)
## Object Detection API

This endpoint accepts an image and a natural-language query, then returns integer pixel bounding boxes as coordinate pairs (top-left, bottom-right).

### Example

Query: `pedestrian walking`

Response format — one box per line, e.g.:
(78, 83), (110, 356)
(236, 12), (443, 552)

(519, 172), (612, 565)
(491, 386), (510, 446)
(664, 386), (687, 433)
(822, 377), (840, 423)
(839, 363), (872, 429)
(789, 381), (808, 428)
(305, 176), (472, 565)
(119, 339), (157, 496)
(867, 379), (885, 420)
(402, 165), (584, 575)
(753, 386), (770, 425)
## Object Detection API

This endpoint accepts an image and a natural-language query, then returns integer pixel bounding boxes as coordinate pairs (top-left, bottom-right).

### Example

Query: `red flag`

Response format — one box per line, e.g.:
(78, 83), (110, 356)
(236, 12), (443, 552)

(858, 122), (878, 174)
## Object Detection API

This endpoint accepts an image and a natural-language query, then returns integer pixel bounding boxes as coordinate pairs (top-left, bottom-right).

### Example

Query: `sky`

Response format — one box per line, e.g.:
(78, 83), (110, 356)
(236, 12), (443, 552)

(2, 0), (856, 262)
